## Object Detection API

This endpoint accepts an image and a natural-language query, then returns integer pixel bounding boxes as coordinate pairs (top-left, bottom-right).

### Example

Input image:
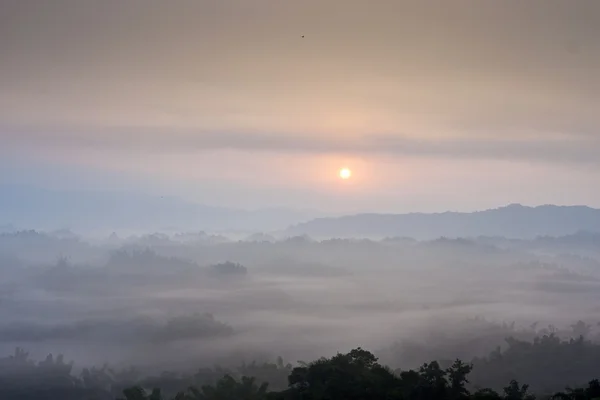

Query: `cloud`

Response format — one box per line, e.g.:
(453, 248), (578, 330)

(1, 0), (599, 165)
(0, 313), (234, 344)
(2, 124), (599, 166)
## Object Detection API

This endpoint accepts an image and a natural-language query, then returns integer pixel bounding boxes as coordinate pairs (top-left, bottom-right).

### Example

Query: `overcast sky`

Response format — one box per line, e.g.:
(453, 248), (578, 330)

(1, 0), (599, 212)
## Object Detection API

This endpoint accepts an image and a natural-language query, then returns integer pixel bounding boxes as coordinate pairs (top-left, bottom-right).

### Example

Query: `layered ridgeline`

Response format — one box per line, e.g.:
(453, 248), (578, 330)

(0, 185), (319, 234)
(285, 204), (600, 240)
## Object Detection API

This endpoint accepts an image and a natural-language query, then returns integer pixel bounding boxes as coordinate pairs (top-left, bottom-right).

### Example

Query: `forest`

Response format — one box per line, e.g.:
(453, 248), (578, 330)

(2, 230), (600, 399)
(3, 339), (600, 400)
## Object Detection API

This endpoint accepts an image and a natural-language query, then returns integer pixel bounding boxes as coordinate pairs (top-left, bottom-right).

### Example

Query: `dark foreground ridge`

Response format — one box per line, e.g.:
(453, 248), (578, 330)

(3, 334), (600, 400)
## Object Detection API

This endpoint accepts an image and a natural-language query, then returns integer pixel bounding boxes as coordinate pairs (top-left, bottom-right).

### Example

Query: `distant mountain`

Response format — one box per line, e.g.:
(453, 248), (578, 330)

(0, 184), (319, 233)
(285, 204), (600, 240)
(0, 224), (17, 234)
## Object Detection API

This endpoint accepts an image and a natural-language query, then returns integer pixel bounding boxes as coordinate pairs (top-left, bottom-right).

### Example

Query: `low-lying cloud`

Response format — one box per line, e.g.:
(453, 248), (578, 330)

(3, 125), (600, 166)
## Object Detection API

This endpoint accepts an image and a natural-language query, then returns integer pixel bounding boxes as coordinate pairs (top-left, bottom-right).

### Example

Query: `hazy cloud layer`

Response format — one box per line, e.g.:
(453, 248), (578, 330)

(1, 0), (600, 209)
(2, 1), (599, 144)
(2, 229), (600, 371)
(3, 126), (600, 165)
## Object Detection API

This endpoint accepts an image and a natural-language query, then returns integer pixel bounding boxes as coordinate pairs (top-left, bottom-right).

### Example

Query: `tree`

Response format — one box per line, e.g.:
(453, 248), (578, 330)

(471, 388), (502, 400)
(119, 387), (164, 400)
(503, 380), (535, 400)
(286, 348), (400, 400)
(447, 360), (473, 400)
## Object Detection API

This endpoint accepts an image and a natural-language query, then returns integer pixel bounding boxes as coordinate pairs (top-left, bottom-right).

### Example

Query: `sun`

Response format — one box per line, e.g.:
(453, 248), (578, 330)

(339, 168), (352, 180)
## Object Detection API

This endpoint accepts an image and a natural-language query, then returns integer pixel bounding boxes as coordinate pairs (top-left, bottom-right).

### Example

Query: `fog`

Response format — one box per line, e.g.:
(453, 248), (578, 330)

(3, 1), (600, 398)
(2, 228), (600, 379)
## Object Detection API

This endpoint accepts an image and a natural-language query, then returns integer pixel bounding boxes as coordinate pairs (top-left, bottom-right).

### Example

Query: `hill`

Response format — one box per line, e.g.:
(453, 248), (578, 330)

(0, 184), (317, 234)
(285, 204), (600, 240)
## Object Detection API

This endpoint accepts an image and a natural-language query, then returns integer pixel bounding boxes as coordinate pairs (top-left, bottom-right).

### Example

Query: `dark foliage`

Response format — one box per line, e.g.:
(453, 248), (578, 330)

(5, 345), (600, 400)
(210, 261), (248, 276)
(471, 335), (600, 394)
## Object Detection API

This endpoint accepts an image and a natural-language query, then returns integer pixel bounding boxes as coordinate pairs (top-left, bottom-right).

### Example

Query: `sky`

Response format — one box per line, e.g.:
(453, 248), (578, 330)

(1, 0), (600, 213)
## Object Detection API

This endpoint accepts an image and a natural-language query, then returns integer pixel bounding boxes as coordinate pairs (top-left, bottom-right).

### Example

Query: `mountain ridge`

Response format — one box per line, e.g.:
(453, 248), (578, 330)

(285, 204), (600, 240)
(0, 184), (321, 233)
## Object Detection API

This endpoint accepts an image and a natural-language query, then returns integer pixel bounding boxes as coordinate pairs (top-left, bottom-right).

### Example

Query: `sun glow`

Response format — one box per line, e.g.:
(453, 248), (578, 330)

(339, 168), (352, 180)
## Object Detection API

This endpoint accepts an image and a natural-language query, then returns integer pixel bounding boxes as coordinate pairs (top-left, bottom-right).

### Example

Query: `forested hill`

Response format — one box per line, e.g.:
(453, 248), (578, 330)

(285, 204), (600, 240)
(5, 334), (600, 399)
